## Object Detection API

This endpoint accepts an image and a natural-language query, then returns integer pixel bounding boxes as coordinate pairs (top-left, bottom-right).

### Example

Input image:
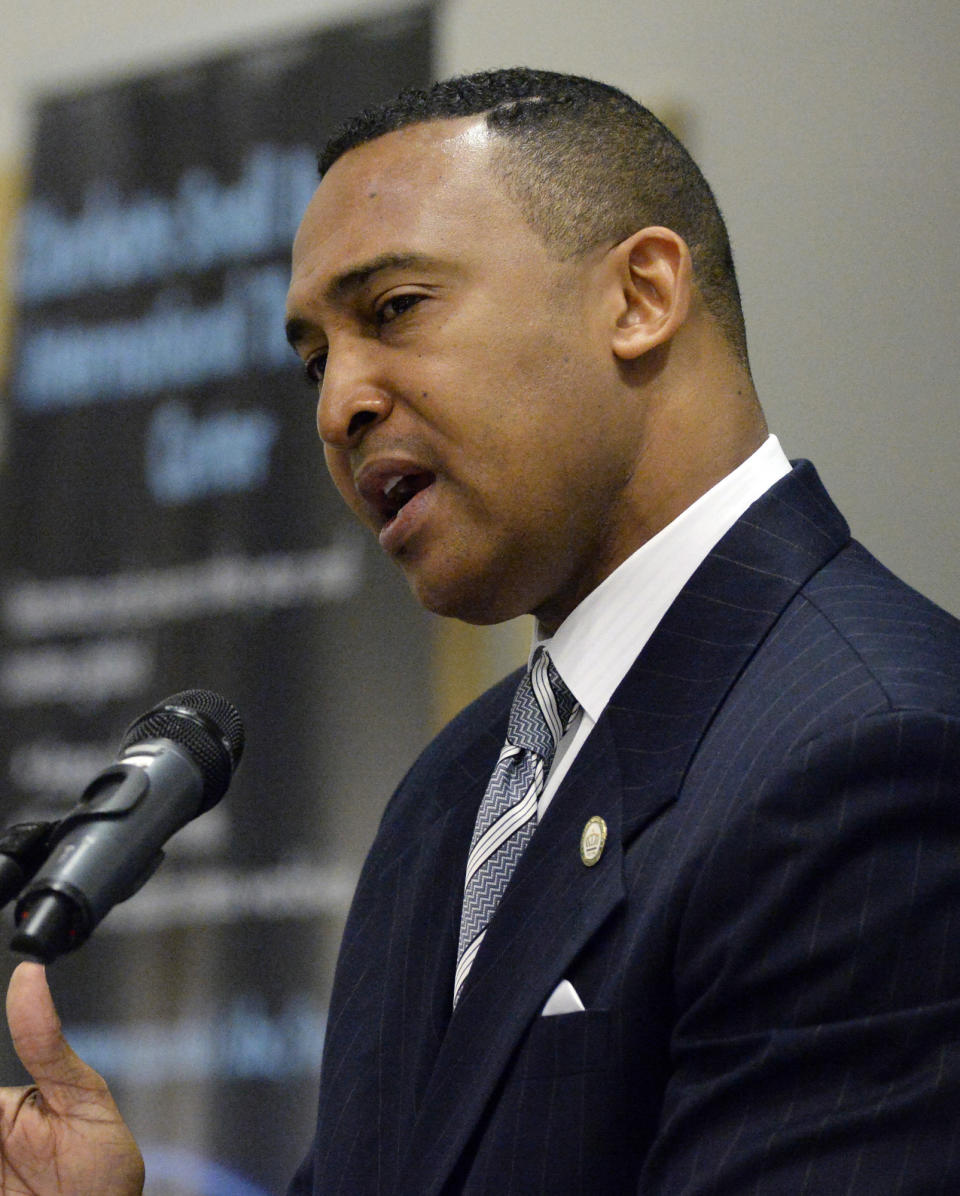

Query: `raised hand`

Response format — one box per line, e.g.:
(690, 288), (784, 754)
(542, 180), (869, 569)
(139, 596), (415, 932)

(0, 962), (143, 1196)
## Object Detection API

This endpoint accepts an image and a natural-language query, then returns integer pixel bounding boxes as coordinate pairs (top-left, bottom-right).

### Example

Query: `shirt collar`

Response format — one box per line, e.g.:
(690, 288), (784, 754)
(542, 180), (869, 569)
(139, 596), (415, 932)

(533, 435), (792, 722)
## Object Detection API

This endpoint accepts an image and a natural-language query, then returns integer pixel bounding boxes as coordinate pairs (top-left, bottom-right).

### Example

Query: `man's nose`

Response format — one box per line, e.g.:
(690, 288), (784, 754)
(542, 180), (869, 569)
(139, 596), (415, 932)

(316, 353), (393, 447)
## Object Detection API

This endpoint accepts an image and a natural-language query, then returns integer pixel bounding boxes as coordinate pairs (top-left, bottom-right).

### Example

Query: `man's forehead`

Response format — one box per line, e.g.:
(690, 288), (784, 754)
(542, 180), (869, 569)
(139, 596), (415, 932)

(318, 117), (497, 202)
(287, 117), (519, 324)
(436, 116), (497, 154)
(293, 117), (506, 264)
(335, 114), (495, 169)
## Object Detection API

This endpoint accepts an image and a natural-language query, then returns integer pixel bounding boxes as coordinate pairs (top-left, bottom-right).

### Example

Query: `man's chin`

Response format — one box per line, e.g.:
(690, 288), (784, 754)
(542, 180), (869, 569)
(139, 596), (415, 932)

(404, 566), (529, 627)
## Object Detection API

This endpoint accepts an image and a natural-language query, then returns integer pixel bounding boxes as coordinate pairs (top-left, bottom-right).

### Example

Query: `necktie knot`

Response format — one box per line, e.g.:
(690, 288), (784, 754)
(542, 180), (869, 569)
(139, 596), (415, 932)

(507, 649), (578, 763)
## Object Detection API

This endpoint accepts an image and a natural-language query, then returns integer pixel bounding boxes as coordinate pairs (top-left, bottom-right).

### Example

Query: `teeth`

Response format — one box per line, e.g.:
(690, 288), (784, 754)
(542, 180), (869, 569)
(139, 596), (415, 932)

(382, 475), (405, 499)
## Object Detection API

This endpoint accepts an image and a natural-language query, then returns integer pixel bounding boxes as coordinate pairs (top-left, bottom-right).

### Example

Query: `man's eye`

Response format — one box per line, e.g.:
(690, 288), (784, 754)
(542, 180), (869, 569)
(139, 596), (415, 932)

(303, 352), (327, 386)
(377, 293), (422, 324)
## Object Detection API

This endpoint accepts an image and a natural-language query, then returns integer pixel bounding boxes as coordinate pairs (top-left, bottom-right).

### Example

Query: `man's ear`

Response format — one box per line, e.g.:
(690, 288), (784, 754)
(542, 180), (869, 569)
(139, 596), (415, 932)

(609, 227), (693, 361)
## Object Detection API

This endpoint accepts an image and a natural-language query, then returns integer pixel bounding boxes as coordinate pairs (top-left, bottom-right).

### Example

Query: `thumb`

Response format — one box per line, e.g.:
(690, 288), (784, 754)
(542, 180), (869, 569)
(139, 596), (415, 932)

(6, 961), (107, 1114)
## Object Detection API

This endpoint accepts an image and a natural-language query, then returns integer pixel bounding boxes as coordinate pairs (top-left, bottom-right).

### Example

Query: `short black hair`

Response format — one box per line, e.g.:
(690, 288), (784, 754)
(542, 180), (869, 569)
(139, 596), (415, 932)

(319, 67), (749, 369)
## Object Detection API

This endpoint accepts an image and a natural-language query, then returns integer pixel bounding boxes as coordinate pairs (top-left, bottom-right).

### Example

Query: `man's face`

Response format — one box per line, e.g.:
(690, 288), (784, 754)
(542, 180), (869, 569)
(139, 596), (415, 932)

(286, 118), (647, 629)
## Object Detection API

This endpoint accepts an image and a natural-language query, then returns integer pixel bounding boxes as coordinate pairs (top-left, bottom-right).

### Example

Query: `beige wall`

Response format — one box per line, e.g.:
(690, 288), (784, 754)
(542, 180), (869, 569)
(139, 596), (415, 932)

(2, 0), (958, 663)
(0, 167), (23, 373)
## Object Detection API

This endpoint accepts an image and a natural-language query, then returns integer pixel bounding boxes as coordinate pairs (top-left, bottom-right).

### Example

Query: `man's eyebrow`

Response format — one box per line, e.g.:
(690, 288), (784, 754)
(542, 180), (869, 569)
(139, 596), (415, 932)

(285, 316), (313, 352)
(329, 252), (439, 299)
(285, 252), (440, 350)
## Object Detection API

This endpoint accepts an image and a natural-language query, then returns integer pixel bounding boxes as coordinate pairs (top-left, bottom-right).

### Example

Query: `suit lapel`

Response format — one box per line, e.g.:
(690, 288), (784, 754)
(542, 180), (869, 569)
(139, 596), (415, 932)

(608, 459), (851, 835)
(397, 714), (627, 1196)
(312, 695), (512, 1186)
(399, 461), (851, 1195)
(393, 710), (514, 1077)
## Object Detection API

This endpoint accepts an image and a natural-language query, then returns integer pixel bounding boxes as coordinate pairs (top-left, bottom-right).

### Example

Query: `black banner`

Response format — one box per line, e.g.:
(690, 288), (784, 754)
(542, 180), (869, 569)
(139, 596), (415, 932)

(0, 9), (434, 1194)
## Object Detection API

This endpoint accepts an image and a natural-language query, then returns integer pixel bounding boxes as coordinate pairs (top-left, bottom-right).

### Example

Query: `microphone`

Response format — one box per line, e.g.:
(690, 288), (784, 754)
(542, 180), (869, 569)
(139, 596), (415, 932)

(10, 689), (244, 963)
(0, 821), (61, 909)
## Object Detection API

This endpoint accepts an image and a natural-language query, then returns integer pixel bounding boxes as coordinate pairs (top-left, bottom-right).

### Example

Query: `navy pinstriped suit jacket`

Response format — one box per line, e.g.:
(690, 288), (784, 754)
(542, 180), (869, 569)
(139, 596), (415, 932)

(289, 461), (960, 1194)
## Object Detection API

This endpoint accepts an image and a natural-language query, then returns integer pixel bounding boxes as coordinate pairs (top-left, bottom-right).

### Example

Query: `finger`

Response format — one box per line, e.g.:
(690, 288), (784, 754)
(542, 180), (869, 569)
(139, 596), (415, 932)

(6, 962), (108, 1113)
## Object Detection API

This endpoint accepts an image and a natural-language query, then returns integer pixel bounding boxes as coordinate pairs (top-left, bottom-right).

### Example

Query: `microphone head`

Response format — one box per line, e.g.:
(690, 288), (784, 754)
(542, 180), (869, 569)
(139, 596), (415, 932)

(120, 689), (244, 810)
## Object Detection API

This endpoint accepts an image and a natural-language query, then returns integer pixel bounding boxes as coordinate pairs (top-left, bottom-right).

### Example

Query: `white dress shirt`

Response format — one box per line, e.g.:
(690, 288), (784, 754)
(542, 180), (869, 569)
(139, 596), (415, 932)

(534, 434), (791, 818)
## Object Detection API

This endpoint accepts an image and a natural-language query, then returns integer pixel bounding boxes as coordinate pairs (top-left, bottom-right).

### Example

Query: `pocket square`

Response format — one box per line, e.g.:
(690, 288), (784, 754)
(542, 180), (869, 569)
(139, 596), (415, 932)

(541, 978), (586, 1016)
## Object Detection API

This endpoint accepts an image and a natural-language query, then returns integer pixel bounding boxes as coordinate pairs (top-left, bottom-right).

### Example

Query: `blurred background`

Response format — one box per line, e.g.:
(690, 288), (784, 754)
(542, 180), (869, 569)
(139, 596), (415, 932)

(0, 2), (957, 1193)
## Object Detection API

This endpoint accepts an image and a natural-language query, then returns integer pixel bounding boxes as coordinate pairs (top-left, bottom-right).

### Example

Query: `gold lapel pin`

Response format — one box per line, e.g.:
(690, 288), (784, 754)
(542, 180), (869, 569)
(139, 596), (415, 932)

(580, 816), (607, 866)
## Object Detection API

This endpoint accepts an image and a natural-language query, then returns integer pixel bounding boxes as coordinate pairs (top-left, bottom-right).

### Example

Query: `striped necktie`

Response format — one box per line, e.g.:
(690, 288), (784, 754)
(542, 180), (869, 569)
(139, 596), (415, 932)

(454, 649), (578, 1006)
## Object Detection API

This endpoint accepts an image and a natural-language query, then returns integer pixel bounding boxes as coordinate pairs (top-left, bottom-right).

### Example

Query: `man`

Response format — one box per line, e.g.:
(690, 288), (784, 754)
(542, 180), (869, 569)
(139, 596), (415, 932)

(2, 68), (959, 1195)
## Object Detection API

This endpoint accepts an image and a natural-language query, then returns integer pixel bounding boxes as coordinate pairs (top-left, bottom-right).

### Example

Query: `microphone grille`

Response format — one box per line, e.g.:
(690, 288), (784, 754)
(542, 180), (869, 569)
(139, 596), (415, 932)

(120, 689), (244, 808)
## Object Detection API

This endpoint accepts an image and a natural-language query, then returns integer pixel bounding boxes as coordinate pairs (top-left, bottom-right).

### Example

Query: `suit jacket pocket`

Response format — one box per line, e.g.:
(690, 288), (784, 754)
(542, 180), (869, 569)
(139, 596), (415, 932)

(456, 1010), (640, 1193)
(519, 1008), (612, 1079)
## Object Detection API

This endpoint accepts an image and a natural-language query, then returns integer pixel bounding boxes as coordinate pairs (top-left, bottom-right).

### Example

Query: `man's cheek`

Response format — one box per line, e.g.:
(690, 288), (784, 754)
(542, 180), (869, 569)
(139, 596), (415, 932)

(323, 449), (362, 514)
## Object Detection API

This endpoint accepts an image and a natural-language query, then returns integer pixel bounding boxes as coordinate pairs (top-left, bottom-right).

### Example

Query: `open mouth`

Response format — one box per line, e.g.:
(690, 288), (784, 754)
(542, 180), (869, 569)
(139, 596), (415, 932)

(380, 472), (435, 524)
